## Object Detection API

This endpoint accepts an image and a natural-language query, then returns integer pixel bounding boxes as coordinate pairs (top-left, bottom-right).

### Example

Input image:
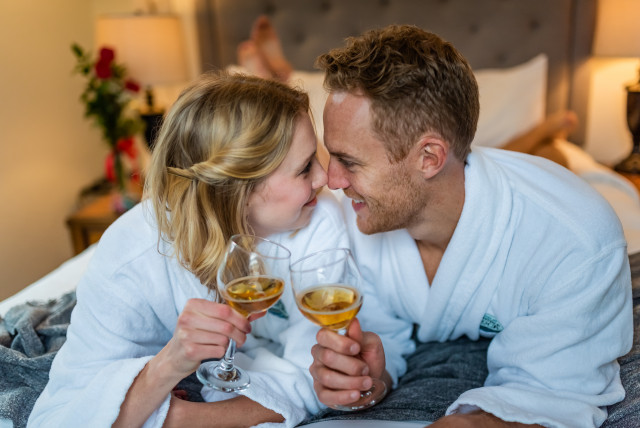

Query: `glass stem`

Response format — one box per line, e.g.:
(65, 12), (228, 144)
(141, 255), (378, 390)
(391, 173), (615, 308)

(218, 339), (237, 373)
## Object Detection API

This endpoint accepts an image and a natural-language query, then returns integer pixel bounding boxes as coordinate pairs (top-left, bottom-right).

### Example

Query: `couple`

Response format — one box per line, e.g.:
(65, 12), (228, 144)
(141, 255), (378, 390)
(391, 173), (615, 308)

(28, 25), (632, 428)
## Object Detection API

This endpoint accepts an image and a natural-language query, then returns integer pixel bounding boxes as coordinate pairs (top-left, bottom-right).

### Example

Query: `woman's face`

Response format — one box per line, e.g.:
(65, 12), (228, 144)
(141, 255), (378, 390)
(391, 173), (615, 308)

(247, 113), (328, 237)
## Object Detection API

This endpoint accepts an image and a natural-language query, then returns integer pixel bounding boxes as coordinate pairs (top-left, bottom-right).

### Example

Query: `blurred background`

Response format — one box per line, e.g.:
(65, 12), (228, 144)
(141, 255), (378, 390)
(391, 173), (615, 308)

(0, 0), (637, 300)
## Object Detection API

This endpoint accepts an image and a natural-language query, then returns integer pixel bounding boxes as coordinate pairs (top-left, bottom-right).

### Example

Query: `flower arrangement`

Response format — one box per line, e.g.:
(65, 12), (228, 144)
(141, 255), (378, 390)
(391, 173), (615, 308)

(71, 43), (144, 211)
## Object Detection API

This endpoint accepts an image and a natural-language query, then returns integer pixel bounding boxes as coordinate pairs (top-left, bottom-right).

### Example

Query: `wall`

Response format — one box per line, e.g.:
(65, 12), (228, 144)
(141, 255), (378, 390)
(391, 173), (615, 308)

(0, 0), (634, 302)
(0, 0), (198, 301)
(0, 1), (106, 301)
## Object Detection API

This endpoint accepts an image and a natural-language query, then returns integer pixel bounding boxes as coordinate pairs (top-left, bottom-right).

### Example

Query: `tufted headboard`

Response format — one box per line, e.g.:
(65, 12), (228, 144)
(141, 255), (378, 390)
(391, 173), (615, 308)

(194, 0), (597, 145)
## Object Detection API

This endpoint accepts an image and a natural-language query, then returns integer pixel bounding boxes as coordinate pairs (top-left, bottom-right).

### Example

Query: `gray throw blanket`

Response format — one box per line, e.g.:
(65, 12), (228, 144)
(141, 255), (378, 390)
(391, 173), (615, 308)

(1, 253), (639, 427)
(0, 292), (76, 428)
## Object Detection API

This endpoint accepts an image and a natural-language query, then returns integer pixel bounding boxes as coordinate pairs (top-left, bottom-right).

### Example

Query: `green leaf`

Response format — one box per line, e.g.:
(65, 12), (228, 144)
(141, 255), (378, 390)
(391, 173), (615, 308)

(71, 43), (83, 58)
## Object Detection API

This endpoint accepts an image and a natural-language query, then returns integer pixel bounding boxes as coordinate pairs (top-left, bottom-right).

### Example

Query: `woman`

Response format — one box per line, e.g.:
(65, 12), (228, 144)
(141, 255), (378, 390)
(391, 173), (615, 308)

(28, 71), (348, 427)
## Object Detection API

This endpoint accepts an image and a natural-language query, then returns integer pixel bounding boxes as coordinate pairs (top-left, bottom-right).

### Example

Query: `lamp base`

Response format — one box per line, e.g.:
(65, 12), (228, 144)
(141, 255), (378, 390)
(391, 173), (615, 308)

(614, 150), (640, 175)
(141, 112), (164, 150)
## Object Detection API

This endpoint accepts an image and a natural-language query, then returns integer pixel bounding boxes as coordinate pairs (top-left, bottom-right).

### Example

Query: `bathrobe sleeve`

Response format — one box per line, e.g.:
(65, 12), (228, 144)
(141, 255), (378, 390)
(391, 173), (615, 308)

(199, 192), (353, 427)
(447, 245), (634, 428)
(30, 193), (350, 428)
(27, 262), (177, 428)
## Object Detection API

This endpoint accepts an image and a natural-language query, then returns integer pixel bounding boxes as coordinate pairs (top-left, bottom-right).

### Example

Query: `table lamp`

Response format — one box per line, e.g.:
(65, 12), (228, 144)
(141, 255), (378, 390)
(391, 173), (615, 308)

(96, 14), (188, 149)
(593, 0), (640, 174)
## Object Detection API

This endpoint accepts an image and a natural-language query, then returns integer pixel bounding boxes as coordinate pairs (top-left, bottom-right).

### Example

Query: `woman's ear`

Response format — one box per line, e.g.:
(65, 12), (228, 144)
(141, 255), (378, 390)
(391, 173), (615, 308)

(415, 137), (447, 179)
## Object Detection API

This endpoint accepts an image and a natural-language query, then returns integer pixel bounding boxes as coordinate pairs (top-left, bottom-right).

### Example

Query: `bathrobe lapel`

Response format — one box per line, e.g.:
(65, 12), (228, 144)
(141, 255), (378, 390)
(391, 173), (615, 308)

(416, 148), (514, 342)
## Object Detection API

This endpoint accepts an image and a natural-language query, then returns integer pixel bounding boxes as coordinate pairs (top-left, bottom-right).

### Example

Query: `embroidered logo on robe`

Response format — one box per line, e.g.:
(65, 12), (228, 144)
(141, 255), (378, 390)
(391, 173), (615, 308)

(268, 300), (288, 319)
(479, 313), (504, 333)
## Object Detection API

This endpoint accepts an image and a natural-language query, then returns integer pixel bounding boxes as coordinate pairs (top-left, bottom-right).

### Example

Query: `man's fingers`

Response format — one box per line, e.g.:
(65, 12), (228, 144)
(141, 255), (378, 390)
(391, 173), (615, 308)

(311, 343), (369, 377)
(346, 318), (364, 343)
(316, 328), (361, 355)
(315, 385), (366, 407)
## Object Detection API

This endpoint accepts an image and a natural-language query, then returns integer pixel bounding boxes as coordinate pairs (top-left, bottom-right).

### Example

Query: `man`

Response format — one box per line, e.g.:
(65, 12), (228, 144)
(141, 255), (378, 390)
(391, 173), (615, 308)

(310, 25), (633, 427)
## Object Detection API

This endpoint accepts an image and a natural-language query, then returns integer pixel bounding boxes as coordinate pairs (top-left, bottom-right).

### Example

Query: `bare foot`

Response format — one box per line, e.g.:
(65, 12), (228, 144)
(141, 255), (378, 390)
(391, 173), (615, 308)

(543, 110), (578, 140)
(532, 141), (570, 168)
(237, 40), (273, 79)
(251, 15), (292, 81)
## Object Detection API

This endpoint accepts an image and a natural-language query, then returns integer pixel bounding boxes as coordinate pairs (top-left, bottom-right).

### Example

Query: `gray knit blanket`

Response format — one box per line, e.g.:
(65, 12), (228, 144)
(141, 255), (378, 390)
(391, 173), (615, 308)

(1, 253), (639, 428)
(0, 292), (76, 428)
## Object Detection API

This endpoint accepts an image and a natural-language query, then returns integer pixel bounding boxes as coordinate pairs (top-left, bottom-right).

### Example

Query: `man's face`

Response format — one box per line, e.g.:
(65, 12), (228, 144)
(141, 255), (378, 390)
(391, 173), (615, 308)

(323, 91), (425, 235)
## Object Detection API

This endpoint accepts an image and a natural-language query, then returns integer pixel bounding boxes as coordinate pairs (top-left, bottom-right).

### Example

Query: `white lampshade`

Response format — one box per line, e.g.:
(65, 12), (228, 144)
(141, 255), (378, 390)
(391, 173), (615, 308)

(95, 14), (188, 86)
(593, 0), (640, 58)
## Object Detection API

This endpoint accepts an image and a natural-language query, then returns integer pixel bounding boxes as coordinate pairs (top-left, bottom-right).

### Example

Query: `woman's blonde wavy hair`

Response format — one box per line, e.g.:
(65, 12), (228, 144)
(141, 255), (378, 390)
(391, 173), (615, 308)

(144, 71), (309, 290)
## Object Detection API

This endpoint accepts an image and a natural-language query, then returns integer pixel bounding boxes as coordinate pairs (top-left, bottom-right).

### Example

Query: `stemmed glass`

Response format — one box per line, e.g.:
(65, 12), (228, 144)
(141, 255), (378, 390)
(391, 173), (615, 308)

(290, 248), (387, 411)
(196, 234), (291, 392)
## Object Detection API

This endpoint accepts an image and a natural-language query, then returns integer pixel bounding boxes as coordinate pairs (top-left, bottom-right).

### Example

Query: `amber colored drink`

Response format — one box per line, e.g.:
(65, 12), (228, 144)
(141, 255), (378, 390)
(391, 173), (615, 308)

(296, 284), (362, 330)
(222, 276), (284, 317)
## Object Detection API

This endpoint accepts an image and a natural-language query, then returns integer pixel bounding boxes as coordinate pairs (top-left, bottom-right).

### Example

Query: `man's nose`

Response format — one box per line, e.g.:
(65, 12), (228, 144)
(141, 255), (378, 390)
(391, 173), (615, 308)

(327, 159), (349, 190)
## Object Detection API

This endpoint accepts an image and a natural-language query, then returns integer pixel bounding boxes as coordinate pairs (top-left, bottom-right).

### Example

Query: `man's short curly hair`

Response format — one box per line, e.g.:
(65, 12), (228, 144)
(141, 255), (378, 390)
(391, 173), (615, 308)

(316, 25), (479, 162)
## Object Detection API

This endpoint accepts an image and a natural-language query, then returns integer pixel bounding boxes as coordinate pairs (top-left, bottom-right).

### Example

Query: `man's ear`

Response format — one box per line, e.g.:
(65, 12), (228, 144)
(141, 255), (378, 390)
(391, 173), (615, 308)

(414, 136), (448, 179)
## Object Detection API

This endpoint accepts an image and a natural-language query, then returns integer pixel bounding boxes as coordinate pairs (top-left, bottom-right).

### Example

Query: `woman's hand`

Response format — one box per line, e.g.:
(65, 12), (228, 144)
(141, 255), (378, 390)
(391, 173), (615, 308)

(114, 299), (265, 427)
(160, 298), (255, 379)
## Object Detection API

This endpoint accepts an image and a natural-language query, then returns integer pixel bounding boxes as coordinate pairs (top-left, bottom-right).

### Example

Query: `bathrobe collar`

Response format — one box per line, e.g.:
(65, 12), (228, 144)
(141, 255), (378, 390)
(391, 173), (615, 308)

(417, 147), (514, 342)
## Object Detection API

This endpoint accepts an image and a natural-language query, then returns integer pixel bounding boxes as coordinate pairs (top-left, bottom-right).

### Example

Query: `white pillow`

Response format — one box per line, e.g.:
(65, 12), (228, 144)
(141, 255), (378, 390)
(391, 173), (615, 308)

(472, 54), (548, 148)
(228, 54), (548, 150)
(284, 55), (548, 150)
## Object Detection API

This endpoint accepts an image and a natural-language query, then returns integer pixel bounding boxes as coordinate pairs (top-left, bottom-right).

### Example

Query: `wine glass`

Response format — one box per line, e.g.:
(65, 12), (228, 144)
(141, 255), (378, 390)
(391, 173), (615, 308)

(290, 248), (387, 411)
(196, 234), (291, 392)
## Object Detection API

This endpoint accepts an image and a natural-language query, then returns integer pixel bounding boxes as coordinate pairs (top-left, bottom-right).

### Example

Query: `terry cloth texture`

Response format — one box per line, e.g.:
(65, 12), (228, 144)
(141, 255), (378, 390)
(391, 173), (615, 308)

(305, 252), (640, 427)
(0, 291), (204, 428)
(2, 251), (639, 428)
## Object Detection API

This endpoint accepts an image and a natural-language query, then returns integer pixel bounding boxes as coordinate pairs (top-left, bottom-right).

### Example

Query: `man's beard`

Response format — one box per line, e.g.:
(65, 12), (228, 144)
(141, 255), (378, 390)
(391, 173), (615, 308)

(350, 168), (425, 235)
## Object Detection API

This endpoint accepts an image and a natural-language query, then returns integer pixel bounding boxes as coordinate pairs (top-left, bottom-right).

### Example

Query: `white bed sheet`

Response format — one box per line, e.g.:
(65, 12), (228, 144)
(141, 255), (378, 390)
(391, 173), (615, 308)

(0, 244), (95, 318)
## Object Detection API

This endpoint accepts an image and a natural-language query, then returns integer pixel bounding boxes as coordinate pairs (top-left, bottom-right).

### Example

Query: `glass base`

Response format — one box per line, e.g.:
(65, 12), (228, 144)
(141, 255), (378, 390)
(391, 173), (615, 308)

(196, 361), (250, 393)
(329, 378), (388, 411)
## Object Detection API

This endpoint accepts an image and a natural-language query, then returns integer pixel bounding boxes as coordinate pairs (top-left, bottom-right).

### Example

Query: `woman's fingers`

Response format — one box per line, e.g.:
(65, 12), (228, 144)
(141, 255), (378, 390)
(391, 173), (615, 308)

(185, 298), (252, 333)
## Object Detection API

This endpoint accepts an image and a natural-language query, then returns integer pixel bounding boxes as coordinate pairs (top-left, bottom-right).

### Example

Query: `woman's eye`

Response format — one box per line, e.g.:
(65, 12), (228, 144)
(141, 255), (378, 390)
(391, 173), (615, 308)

(301, 161), (312, 175)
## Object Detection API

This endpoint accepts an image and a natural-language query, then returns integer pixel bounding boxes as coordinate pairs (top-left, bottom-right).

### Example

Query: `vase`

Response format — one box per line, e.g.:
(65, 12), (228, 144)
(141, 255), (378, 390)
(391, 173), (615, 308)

(108, 146), (141, 214)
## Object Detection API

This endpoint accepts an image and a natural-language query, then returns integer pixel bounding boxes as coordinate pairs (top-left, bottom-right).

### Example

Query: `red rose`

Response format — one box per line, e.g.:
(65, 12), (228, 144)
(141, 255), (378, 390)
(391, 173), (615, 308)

(125, 79), (141, 93)
(117, 137), (137, 160)
(95, 58), (112, 79)
(98, 47), (115, 63)
(104, 152), (116, 182)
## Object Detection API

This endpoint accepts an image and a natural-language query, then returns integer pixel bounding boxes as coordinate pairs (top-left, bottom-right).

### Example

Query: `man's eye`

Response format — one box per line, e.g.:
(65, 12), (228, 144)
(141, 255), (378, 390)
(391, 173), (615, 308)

(339, 158), (355, 168)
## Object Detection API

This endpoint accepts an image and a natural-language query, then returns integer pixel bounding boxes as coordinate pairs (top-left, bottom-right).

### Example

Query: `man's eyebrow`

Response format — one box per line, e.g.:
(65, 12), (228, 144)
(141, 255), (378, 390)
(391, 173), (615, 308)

(329, 150), (359, 162)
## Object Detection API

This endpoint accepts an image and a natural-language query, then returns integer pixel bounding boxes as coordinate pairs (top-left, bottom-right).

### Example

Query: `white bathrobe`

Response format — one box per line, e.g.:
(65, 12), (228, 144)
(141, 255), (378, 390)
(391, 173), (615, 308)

(346, 147), (634, 428)
(27, 191), (348, 428)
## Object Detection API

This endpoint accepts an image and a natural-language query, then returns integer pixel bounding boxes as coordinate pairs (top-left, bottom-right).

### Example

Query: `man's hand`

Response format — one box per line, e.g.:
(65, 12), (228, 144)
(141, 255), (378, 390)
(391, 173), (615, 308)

(309, 318), (389, 407)
(430, 410), (544, 428)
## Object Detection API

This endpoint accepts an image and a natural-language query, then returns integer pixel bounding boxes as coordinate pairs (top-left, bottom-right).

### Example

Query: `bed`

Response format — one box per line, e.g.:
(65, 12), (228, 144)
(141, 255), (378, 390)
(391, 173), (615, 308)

(1, 0), (639, 427)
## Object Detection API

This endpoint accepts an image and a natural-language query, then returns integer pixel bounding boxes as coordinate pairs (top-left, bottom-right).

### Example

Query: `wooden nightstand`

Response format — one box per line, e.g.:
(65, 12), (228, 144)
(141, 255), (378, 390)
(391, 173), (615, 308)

(66, 193), (122, 255)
